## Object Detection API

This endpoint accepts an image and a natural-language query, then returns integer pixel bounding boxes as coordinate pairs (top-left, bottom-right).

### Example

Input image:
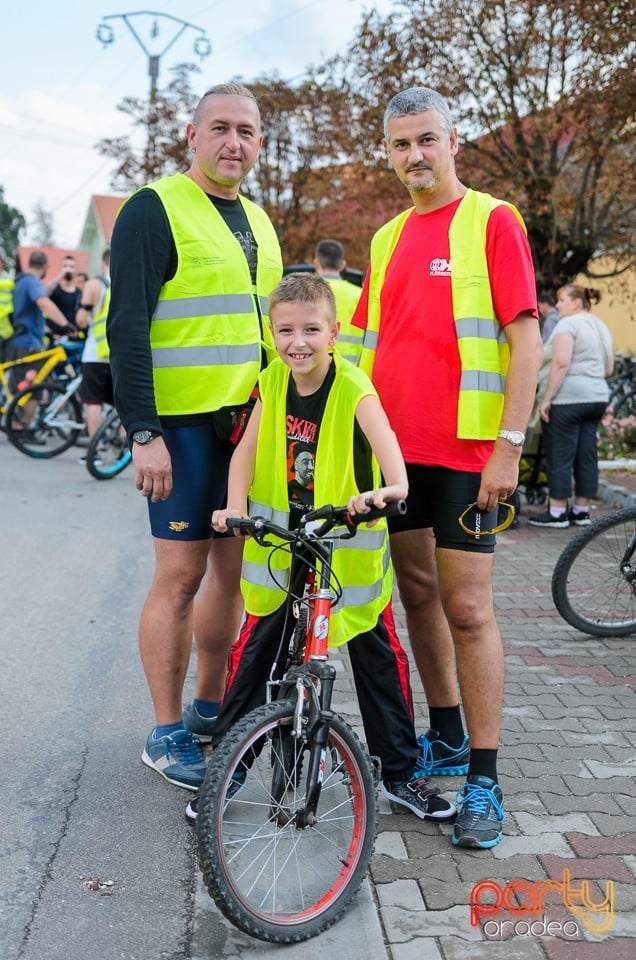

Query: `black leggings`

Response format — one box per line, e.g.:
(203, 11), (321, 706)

(213, 583), (419, 782)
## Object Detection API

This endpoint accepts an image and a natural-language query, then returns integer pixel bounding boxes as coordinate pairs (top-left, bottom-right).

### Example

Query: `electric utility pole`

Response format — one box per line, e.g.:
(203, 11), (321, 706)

(96, 10), (211, 103)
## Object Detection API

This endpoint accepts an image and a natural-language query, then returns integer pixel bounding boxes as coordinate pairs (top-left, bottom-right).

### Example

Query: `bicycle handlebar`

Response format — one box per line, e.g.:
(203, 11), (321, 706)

(226, 499), (407, 542)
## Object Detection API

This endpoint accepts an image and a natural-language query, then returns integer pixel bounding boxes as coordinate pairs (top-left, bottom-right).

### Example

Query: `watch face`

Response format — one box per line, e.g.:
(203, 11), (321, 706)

(133, 430), (154, 444)
(508, 431), (525, 445)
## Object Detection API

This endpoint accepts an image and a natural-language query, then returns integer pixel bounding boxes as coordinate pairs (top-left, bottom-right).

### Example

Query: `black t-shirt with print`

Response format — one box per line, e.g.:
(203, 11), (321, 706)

(285, 360), (373, 529)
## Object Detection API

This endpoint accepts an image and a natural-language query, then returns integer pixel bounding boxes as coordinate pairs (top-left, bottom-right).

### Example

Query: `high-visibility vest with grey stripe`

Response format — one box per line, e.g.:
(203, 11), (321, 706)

(241, 352), (393, 646)
(134, 173), (283, 416)
(93, 280), (111, 360)
(323, 276), (364, 365)
(359, 189), (527, 439)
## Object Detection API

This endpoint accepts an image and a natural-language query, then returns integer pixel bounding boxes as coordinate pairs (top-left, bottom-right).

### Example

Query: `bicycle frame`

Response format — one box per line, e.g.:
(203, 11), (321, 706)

(0, 343), (70, 412)
(227, 500), (405, 828)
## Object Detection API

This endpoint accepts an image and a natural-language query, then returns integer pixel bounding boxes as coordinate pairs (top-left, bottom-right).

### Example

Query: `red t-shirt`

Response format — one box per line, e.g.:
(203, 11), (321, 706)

(353, 199), (538, 470)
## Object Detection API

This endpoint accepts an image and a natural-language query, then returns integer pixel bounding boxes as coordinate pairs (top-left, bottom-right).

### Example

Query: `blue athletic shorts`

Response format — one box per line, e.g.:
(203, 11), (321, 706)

(388, 464), (497, 554)
(147, 423), (234, 541)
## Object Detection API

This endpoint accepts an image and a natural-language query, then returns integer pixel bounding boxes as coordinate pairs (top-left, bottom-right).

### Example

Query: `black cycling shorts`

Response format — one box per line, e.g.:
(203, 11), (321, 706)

(147, 423), (234, 541)
(388, 464), (497, 554)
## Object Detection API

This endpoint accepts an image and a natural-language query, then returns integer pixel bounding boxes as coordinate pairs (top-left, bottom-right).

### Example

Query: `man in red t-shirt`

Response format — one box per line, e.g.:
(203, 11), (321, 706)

(353, 87), (543, 849)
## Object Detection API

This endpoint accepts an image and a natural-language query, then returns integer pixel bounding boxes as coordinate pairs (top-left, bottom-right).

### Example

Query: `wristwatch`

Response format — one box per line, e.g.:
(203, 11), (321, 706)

(497, 429), (526, 447)
(132, 430), (160, 445)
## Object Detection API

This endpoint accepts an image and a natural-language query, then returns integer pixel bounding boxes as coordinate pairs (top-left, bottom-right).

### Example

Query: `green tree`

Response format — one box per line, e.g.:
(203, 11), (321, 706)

(329, 0), (636, 288)
(0, 186), (26, 263)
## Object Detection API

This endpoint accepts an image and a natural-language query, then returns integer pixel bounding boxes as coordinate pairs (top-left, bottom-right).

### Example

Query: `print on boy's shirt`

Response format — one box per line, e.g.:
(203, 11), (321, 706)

(287, 439), (316, 526)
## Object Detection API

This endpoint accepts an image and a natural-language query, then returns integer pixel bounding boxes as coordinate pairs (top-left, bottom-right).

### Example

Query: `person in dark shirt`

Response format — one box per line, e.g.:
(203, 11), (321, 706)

(107, 82), (283, 792)
(46, 254), (83, 336)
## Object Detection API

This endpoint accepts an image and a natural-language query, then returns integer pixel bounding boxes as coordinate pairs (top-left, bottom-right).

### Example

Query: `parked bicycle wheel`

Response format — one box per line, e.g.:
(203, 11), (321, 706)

(551, 505), (636, 636)
(6, 381), (84, 458)
(197, 699), (378, 943)
(85, 408), (131, 480)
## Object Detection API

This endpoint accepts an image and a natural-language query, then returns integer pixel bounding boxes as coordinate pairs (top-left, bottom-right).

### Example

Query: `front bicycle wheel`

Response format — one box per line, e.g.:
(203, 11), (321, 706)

(197, 699), (377, 943)
(552, 506), (636, 636)
(86, 409), (131, 480)
(6, 381), (83, 458)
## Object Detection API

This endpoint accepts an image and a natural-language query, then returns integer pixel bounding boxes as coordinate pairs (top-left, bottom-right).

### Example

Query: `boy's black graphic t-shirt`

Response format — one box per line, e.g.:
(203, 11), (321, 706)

(285, 359), (373, 529)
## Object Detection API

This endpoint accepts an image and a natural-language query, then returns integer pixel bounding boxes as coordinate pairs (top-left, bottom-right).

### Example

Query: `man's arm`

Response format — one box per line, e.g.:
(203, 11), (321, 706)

(108, 189), (175, 439)
(35, 295), (71, 331)
(477, 312), (544, 511)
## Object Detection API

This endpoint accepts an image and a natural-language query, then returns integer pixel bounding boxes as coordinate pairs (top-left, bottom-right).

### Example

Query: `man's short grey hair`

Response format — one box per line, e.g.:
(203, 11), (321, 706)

(384, 87), (454, 140)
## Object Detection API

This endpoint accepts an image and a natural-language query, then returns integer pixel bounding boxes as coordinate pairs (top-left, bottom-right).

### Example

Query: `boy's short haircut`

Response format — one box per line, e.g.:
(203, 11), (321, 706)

(269, 273), (336, 323)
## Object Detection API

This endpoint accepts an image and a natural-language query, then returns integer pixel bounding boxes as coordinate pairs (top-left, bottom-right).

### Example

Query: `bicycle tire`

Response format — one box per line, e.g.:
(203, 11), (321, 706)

(197, 699), (378, 943)
(611, 390), (635, 420)
(85, 409), (131, 480)
(551, 505), (636, 636)
(6, 381), (83, 458)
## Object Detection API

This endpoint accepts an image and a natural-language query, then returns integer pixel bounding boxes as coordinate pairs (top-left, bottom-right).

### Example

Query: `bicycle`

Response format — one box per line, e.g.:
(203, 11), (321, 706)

(0, 340), (73, 430)
(196, 499), (405, 943)
(606, 354), (635, 419)
(5, 346), (85, 458)
(84, 407), (131, 480)
(551, 504), (636, 636)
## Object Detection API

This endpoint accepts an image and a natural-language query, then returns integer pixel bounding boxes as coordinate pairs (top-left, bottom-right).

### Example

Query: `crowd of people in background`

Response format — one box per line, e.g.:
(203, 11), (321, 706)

(0, 83), (617, 852)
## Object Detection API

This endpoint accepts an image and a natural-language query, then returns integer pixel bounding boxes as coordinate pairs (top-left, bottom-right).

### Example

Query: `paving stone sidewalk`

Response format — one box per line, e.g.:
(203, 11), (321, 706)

(332, 485), (635, 960)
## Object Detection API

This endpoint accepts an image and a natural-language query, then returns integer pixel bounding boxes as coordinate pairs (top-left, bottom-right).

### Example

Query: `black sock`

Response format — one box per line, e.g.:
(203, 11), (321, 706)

(468, 748), (498, 783)
(428, 705), (465, 748)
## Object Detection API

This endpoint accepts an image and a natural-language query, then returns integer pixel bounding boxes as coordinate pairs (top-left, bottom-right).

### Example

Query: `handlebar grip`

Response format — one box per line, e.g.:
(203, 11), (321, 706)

(353, 499), (407, 524)
(226, 516), (256, 533)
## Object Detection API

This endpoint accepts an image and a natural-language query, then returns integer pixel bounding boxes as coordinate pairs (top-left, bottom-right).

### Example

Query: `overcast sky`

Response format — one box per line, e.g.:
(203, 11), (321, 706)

(1, 0), (394, 249)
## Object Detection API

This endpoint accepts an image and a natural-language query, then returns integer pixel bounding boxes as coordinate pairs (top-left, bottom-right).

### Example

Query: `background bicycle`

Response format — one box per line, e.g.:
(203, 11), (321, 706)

(5, 339), (86, 458)
(551, 503), (636, 636)
(84, 407), (131, 480)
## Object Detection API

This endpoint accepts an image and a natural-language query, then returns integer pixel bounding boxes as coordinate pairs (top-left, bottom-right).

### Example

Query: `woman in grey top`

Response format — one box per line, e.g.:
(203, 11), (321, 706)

(529, 284), (613, 529)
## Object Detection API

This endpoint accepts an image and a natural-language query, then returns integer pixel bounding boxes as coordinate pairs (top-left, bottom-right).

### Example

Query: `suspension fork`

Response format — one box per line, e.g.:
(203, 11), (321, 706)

(294, 661), (337, 828)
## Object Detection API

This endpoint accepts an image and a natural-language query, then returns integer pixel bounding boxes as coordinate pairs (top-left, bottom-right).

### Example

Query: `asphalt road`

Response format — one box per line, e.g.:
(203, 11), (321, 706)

(0, 438), (388, 960)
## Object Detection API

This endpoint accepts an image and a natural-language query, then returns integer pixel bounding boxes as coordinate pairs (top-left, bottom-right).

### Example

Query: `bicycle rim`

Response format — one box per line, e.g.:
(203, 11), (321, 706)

(552, 506), (636, 636)
(86, 411), (131, 479)
(197, 700), (377, 943)
(7, 382), (83, 458)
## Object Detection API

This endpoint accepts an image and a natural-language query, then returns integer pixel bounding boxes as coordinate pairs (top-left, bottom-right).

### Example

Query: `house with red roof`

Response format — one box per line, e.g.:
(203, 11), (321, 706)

(78, 194), (126, 275)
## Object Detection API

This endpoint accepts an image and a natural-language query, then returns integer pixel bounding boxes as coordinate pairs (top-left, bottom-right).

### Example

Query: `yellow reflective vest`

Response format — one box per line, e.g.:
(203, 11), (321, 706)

(93, 282), (110, 360)
(323, 276), (363, 365)
(359, 189), (527, 440)
(0, 273), (15, 340)
(134, 173), (282, 416)
(241, 353), (393, 645)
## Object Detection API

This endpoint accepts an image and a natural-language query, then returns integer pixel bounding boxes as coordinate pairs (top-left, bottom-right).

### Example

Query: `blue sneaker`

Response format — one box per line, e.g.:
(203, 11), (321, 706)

(416, 729), (470, 776)
(142, 728), (207, 791)
(452, 775), (505, 848)
(183, 702), (217, 743)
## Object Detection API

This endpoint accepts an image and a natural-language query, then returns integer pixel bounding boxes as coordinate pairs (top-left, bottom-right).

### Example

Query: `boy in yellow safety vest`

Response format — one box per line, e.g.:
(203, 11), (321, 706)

(185, 273), (458, 824)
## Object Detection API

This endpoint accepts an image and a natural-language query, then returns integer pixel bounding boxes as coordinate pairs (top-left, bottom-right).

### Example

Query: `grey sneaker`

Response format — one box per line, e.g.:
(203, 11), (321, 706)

(415, 729), (470, 776)
(183, 702), (217, 742)
(452, 775), (505, 848)
(142, 728), (206, 791)
(528, 510), (569, 528)
(382, 775), (457, 822)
